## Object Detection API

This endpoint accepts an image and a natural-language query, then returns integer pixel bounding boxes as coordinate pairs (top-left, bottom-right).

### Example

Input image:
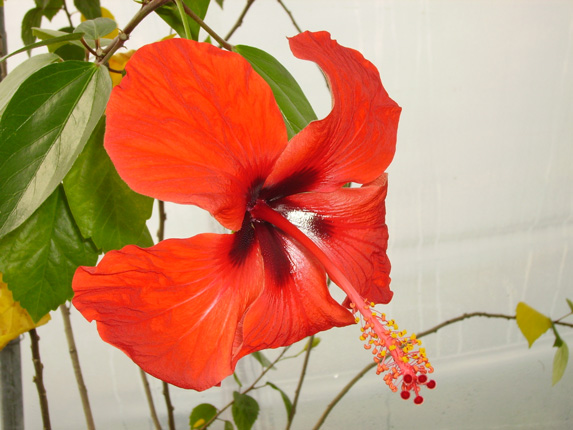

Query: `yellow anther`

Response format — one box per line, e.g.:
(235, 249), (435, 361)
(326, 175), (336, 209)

(389, 345), (396, 351)
(402, 356), (409, 363)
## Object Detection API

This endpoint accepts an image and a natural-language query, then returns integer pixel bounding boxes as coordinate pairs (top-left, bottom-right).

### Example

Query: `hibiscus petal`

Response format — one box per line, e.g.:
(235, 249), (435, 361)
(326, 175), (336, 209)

(105, 39), (288, 231)
(236, 222), (355, 360)
(272, 175), (393, 306)
(263, 31), (401, 197)
(72, 233), (264, 391)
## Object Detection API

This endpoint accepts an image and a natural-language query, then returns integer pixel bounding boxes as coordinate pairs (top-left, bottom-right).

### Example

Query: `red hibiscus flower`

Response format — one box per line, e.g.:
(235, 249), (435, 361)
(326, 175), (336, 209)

(72, 31), (434, 402)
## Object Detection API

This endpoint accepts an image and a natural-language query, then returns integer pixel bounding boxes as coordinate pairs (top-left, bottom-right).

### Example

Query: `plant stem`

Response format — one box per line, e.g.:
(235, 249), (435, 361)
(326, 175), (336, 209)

(140, 369), (163, 430)
(311, 312), (573, 430)
(163, 381), (175, 430)
(62, 0), (74, 28)
(97, 0), (172, 66)
(276, 0), (303, 33)
(198, 347), (291, 430)
(60, 304), (95, 430)
(285, 336), (314, 430)
(175, 0), (192, 39)
(224, 0), (255, 41)
(30, 329), (51, 430)
(179, 1), (233, 50)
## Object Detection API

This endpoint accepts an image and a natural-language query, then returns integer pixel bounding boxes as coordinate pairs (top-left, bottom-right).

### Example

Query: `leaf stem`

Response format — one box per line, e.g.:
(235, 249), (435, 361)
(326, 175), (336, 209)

(29, 329), (51, 430)
(178, 1), (233, 50)
(224, 0), (255, 41)
(285, 336), (314, 430)
(60, 304), (95, 430)
(162, 381), (175, 430)
(198, 347), (291, 430)
(175, 0), (192, 39)
(139, 369), (163, 430)
(62, 0), (74, 29)
(311, 311), (573, 430)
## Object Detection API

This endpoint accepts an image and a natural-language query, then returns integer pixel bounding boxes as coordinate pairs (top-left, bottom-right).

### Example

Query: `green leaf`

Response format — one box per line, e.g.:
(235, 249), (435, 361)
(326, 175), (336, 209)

(0, 53), (60, 117)
(0, 186), (99, 321)
(74, 0), (101, 19)
(64, 117), (154, 252)
(0, 61), (111, 240)
(32, 28), (85, 51)
(74, 17), (116, 41)
(516, 302), (552, 347)
(155, 0), (210, 40)
(251, 351), (272, 368)
(232, 372), (243, 388)
(215, 0), (224, 7)
(567, 298), (573, 314)
(42, 0), (64, 20)
(234, 45), (317, 139)
(54, 43), (85, 61)
(223, 421), (234, 430)
(232, 392), (259, 430)
(189, 403), (217, 429)
(552, 341), (569, 385)
(21, 8), (44, 47)
(1, 32), (84, 62)
(266, 382), (292, 418)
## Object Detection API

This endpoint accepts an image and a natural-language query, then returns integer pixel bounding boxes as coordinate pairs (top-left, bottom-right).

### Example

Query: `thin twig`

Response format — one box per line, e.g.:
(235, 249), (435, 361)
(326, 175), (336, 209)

(312, 312), (573, 430)
(285, 336), (314, 430)
(163, 381), (175, 430)
(60, 304), (95, 430)
(29, 329), (51, 430)
(155, 200), (175, 430)
(179, 1), (233, 50)
(224, 0), (256, 41)
(199, 347), (292, 430)
(62, 0), (74, 28)
(276, 0), (303, 33)
(140, 369), (163, 430)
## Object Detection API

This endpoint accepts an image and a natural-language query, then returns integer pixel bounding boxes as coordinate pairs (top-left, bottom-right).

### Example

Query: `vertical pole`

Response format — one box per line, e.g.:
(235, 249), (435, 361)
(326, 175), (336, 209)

(0, 4), (23, 430)
(0, 338), (25, 430)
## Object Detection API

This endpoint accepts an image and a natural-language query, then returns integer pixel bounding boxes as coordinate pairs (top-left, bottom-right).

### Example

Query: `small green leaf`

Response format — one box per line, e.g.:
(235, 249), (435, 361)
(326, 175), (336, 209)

(0, 53), (60, 117)
(32, 28), (84, 52)
(232, 372), (243, 388)
(74, 17), (116, 41)
(566, 298), (573, 314)
(189, 403), (217, 429)
(251, 351), (272, 368)
(155, 0), (210, 41)
(1, 32), (84, 62)
(74, 0), (101, 19)
(234, 45), (317, 139)
(0, 61), (111, 239)
(266, 382), (292, 418)
(53, 43), (85, 61)
(42, 0), (64, 20)
(215, 0), (224, 7)
(552, 341), (569, 385)
(21, 8), (44, 47)
(223, 421), (234, 430)
(516, 302), (552, 347)
(232, 392), (259, 430)
(0, 186), (99, 321)
(63, 117), (154, 252)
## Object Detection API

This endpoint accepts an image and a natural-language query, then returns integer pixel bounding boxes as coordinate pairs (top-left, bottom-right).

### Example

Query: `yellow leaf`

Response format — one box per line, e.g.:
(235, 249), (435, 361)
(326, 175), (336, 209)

(0, 273), (50, 350)
(516, 302), (552, 348)
(81, 7), (119, 39)
(108, 50), (135, 87)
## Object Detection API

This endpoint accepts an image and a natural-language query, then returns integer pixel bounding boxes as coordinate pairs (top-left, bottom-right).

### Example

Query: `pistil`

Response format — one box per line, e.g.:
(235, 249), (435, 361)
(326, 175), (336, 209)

(250, 200), (435, 402)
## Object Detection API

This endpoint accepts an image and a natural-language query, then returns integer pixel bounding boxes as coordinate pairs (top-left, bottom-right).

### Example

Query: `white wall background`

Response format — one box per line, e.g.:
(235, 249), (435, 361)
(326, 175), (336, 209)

(3, 0), (573, 429)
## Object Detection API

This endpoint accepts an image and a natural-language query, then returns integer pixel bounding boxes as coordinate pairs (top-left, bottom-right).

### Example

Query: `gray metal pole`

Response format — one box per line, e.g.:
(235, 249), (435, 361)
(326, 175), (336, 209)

(0, 4), (24, 430)
(0, 338), (24, 430)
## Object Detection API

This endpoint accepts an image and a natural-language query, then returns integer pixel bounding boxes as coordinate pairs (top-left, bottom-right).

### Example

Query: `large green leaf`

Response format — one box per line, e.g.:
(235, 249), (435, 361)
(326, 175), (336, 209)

(74, 0), (101, 19)
(0, 186), (99, 321)
(231, 392), (259, 430)
(155, 0), (210, 40)
(234, 45), (317, 139)
(0, 61), (111, 239)
(516, 302), (552, 347)
(0, 53), (60, 117)
(63, 117), (154, 252)
(74, 17), (116, 41)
